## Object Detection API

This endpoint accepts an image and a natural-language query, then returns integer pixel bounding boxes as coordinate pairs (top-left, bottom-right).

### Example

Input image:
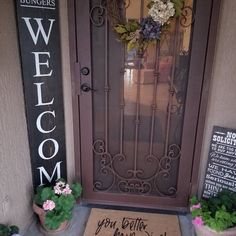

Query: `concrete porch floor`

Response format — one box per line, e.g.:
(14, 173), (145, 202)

(25, 205), (196, 236)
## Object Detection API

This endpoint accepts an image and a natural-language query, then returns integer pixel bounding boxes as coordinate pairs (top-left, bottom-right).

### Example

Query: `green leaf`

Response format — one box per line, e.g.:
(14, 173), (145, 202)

(9, 225), (19, 234)
(125, 20), (139, 32)
(71, 183), (82, 199)
(127, 41), (136, 51)
(191, 208), (202, 218)
(204, 206), (236, 231)
(0, 224), (10, 236)
(125, 34), (135, 41)
(41, 187), (54, 202)
(129, 21), (139, 32)
(34, 186), (45, 205)
(120, 33), (128, 41)
(58, 195), (75, 212)
(190, 196), (198, 205)
(114, 25), (127, 34)
(172, 0), (184, 17)
(45, 211), (61, 230)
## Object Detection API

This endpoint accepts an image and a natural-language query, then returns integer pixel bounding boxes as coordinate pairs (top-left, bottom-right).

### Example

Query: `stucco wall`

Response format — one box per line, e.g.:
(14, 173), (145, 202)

(1, 0), (235, 229)
(60, 0), (75, 183)
(0, 0), (74, 232)
(0, 0), (33, 232)
(198, 0), (236, 193)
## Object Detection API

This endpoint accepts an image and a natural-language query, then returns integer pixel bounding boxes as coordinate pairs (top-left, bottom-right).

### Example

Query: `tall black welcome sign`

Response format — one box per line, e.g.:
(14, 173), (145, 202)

(15, 0), (67, 188)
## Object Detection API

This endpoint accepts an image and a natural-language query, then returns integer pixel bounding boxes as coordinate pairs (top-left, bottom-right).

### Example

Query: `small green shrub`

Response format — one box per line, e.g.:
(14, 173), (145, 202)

(0, 224), (19, 236)
(190, 190), (236, 232)
(34, 179), (82, 230)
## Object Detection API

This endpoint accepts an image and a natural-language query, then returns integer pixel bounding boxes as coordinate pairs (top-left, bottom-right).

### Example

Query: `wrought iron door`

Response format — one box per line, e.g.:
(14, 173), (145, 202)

(72, 0), (214, 210)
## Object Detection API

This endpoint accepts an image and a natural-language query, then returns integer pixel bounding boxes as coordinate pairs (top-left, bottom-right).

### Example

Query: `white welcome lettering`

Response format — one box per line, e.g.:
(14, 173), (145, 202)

(38, 138), (59, 160)
(22, 17), (55, 45)
(32, 52), (53, 77)
(37, 162), (62, 186)
(36, 111), (56, 134)
(34, 82), (54, 106)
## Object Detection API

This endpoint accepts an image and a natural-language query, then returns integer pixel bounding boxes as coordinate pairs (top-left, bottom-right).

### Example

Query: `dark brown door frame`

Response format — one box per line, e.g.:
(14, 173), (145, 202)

(190, 0), (221, 195)
(67, 0), (221, 210)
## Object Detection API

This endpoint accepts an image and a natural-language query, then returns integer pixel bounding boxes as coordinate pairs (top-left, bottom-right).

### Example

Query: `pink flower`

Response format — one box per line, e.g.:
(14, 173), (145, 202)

(43, 200), (56, 211)
(62, 184), (72, 195)
(54, 185), (63, 195)
(192, 216), (204, 226)
(190, 203), (201, 211)
(54, 181), (66, 195)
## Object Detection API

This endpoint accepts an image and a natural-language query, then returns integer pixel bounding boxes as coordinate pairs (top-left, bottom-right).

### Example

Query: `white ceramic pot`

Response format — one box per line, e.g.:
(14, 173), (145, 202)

(195, 224), (236, 236)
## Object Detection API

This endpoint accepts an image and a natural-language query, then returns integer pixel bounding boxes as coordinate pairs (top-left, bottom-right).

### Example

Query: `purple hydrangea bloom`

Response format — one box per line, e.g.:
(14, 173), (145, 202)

(140, 17), (161, 40)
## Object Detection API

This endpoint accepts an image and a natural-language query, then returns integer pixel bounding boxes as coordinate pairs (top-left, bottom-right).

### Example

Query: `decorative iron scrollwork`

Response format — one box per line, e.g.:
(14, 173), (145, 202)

(90, 0), (193, 198)
(90, 1), (106, 27)
(93, 139), (181, 196)
(180, 2), (194, 27)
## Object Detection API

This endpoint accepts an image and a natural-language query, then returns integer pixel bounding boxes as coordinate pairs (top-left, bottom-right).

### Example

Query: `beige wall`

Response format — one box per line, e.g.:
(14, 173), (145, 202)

(198, 0), (236, 194)
(60, 0), (75, 183)
(1, 0), (236, 231)
(0, 0), (33, 232)
(0, 0), (74, 232)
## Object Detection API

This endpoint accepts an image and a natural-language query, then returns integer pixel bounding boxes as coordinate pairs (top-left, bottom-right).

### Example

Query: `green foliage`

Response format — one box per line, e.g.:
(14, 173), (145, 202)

(190, 190), (236, 232)
(172, 0), (184, 17)
(205, 206), (236, 232)
(0, 224), (19, 236)
(71, 183), (82, 199)
(9, 225), (19, 235)
(0, 224), (9, 236)
(114, 21), (142, 52)
(34, 186), (54, 206)
(114, 21), (140, 42)
(34, 180), (82, 231)
(190, 196), (198, 205)
(113, 0), (185, 53)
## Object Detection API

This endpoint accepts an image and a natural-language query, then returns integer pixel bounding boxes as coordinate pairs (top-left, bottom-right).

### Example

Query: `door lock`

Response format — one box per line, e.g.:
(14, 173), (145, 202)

(80, 67), (90, 76)
(80, 83), (95, 92)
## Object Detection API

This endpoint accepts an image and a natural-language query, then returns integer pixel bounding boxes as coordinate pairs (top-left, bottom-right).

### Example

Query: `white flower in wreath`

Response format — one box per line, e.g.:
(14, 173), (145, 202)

(129, 29), (141, 42)
(148, 0), (175, 25)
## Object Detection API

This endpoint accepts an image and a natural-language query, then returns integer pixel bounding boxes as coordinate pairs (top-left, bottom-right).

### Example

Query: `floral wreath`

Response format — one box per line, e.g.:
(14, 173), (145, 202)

(112, 0), (184, 53)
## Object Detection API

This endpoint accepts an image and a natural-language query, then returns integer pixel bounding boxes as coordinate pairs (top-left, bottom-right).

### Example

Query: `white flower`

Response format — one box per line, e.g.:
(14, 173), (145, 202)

(54, 180), (66, 194)
(54, 185), (63, 194)
(149, 0), (175, 25)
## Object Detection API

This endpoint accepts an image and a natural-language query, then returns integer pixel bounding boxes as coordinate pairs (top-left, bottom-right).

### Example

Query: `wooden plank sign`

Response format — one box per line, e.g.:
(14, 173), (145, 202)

(15, 0), (67, 188)
(202, 126), (236, 198)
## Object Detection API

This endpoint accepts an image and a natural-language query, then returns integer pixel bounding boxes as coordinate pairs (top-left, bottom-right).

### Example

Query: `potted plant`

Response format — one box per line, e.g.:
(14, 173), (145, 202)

(0, 224), (21, 236)
(190, 190), (236, 236)
(33, 179), (82, 232)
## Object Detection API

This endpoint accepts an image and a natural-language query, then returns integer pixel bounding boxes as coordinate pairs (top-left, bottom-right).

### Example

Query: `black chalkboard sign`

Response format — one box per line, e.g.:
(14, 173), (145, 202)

(15, 0), (67, 189)
(202, 126), (236, 198)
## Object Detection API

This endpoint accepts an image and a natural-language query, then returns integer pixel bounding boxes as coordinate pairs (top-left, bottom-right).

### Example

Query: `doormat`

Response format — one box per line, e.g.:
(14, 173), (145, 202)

(83, 208), (181, 236)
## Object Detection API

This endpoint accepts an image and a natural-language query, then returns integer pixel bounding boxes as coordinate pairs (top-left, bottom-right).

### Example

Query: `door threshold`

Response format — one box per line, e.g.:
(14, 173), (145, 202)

(81, 201), (189, 215)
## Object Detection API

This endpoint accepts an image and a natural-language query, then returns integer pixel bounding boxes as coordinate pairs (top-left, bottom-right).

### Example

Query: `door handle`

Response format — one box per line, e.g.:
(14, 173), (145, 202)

(80, 83), (96, 92)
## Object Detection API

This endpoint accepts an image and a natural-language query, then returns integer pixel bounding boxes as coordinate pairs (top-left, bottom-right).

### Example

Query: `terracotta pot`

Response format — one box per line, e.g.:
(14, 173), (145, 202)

(32, 202), (68, 232)
(195, 224), (236, 236)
